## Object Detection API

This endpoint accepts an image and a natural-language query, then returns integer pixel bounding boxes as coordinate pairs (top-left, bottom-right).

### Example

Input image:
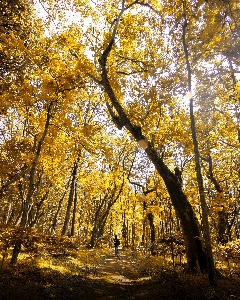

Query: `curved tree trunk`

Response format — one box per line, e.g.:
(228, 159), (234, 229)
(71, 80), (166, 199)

(95, 16), (207, 271)
(73, 2), (210, 272)
(146, 147), (207, 271)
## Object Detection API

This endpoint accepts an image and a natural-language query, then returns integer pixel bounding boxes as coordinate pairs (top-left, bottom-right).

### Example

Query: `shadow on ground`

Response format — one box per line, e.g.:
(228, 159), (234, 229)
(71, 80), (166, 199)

(0, 253), (240, 300)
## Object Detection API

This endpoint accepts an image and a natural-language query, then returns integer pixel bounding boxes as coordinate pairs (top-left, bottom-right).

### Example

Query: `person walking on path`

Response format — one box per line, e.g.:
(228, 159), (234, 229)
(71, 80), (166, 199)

(114, 235), (120, 256)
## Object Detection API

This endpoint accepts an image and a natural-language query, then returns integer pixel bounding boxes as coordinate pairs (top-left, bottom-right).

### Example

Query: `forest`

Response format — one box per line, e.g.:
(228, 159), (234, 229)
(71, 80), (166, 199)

(0, 0), (239, 299)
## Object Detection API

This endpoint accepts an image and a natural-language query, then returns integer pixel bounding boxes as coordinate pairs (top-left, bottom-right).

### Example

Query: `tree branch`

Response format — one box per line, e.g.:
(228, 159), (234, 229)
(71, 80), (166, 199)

(206, 154), (222, 193)
(98, 6), (145, 141)
(128, 179), (156, 195)
(106, 102), (125, 129)
(182, 2), (191, 92)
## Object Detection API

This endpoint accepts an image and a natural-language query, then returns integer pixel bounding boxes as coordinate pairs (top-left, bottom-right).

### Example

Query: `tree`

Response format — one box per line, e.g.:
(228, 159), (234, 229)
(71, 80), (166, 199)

(182, 0), (215, 283)
(0, 0), (239, 278)
(62, 160), (79, 236)
(90, 1), (207, 272)
(88, 144), (131, 247)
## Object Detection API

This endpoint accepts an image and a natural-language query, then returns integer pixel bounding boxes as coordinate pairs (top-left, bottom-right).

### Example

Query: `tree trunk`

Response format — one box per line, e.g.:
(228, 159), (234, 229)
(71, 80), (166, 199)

(146, 146), (207, 271)
(90, 201), (112, 247)
(29, 190), (49, 227)
(147, 212), (156, 255)
(90, 224), (99, 247)
(62, 161), (78, 236)
(207, 153), (228, 244)
(50, 176), (72, 234)
(10, 241), (22, 265)
(70, 181), (78, 236)
(10, 101), (53, 265)
(182, 2), (215, 282)
(189, 98), (215, 283)
(90, 174), (125, 247)
(228, 58), (240, 143)
(122, 212), (127, 247)
(90, 198), (104, 247)
(3, 203), (12, 224)
(218, 210), (228, 244)
(20, 102), (53, 227)
(94, 6), (208, 272)
(7, 207), (15, 225)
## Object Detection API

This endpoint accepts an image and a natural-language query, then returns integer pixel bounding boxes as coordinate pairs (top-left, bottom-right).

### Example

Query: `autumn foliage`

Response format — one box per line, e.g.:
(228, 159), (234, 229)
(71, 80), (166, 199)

(0, 0), (239, 294)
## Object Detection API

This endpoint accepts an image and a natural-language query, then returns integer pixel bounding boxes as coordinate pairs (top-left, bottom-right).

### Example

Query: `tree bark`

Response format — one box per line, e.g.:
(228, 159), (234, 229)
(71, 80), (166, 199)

(228, 57), (240, 143)
(147, 212), (156, 255)
(50, 176), (72, 234)
(10, 241), (22, 265)
(29, 190), (49, 227)
(20, 102), (53, 227)
(189, 99), (215, 283)
(207, 153), (228, 244)
(62, 161), (78, 236)
(90, 197), (119, 247)
(182, 2), (215, 283)
(10, 101), (53, 265)
(71, 181), (78, 236)
(97, 24), (208, 272)
(146, 146), (207, 271)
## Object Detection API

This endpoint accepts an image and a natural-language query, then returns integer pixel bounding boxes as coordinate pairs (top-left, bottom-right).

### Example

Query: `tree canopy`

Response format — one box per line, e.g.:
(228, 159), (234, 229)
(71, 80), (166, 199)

(0, 0), (239, 279)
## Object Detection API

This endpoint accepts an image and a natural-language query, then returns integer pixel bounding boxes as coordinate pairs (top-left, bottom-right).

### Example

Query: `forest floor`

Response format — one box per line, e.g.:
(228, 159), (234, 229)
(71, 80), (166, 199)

(0, 250), (240, 300)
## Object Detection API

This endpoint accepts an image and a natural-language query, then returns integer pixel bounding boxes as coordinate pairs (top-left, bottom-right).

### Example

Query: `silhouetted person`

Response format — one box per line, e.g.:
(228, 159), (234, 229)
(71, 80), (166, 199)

(114, 235), (120, 256)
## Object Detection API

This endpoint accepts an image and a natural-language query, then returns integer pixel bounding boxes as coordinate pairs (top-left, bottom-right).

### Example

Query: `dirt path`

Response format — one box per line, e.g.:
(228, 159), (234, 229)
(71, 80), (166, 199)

(0, 252), (154, 300)
(68, 252), (240, 300)
(77, 251), (153, 300)
(95, 252), (149, 282)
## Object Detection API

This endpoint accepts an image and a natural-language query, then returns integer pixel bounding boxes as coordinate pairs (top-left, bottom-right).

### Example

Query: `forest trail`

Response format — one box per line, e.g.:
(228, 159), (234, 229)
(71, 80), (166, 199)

(62, 251), (240, 300)
(1, 251), (240, 299)
(94, 252), (149, 282)
(78, 251), (153, 300)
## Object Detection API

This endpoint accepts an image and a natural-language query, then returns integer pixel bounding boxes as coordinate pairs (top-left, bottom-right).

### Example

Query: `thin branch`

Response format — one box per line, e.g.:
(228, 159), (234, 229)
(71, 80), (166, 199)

(128, 181), (144, 189)
(218, 138), (238, 148)
(106, 102), (125, 129)
(207, 154), (222, 193)
(182, 1), (191, 92)
(117, 55), (152, 65)
(117, 70), (148, 75)
(86, 72), (102, 85)
(135, 1), (157, 13)
(128, 179), (156, 196)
